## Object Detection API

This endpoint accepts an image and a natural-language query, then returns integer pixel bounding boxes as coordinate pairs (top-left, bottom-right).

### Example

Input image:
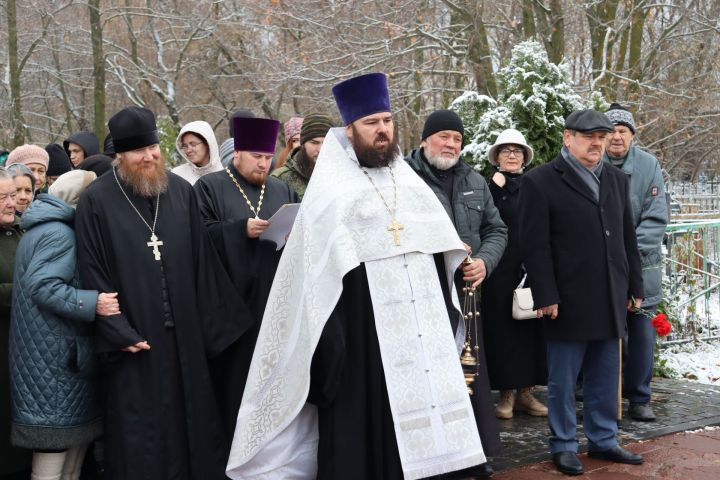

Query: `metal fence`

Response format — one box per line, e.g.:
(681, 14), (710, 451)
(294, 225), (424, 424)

(662, 220), (720, 345)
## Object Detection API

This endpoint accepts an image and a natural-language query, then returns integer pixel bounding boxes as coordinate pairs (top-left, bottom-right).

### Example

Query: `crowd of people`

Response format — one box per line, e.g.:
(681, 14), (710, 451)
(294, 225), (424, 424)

(0, 73), (668, 480)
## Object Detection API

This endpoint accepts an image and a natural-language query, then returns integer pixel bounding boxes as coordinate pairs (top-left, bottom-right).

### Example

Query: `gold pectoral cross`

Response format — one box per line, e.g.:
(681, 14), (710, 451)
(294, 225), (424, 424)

(387, 218), (404, 246)
(147, 233), (164, 261)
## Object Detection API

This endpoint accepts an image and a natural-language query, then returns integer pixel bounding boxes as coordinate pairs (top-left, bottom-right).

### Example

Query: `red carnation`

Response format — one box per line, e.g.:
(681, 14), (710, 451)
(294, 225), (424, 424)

(651, 312), (672, 337)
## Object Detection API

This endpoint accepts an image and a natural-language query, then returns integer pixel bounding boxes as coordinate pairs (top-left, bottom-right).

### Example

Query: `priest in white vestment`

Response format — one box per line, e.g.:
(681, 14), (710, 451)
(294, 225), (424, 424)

(226, 73), (485, 480)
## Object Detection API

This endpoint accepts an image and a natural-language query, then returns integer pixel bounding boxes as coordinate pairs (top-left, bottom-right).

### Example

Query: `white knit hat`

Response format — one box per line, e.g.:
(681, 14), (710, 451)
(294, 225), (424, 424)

(7, 144), (49, 169)
(487, 129), (534, 166)
(48, 170), (97, 208)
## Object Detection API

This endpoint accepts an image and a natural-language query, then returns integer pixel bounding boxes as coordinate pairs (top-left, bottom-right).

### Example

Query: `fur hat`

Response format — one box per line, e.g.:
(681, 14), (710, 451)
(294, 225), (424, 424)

(7, 144), (49, 169)
(487, 129), (535, 166)
(48, 170), (97, 208)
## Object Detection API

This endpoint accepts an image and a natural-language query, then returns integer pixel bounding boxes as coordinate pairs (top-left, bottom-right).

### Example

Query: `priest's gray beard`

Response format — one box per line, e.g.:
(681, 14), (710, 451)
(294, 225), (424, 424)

(115, 157), (168, 197)
(351, 125), (399, 168)
(426, 151), (460, 170)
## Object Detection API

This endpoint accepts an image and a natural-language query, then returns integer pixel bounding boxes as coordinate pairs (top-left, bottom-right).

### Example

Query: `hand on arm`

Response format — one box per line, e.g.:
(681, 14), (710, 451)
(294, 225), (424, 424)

(96, 292), (121, 316)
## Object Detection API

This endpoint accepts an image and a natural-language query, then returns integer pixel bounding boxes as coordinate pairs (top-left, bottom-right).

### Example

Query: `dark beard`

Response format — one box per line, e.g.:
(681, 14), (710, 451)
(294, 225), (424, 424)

(115, 158), (168, 197)
(295, 146), (315, 179)
(351, 125), (399, 168)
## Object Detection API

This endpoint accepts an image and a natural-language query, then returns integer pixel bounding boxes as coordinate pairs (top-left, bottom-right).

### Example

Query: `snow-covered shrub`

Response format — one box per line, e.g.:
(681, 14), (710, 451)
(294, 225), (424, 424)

(451, 41), (605, 173)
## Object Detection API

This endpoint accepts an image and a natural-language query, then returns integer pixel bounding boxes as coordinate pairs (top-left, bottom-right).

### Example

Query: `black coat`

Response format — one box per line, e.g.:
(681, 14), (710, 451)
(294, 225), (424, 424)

(481, 173), (547, 390)
(519, 155), (643, 342)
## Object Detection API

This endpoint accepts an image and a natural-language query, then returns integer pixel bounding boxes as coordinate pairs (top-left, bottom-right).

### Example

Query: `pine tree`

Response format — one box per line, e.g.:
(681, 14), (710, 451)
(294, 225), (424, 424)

(451, 41), (607, 174)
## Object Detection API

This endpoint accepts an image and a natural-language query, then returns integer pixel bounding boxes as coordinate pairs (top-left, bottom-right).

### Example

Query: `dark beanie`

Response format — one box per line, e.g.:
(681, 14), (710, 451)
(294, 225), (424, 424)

(45, 143), (74, 176)
(421, 110), (464, 140)
(300, 114), (335, 145)
(78, 154), (114, 177)
(229, 109), (255, 138)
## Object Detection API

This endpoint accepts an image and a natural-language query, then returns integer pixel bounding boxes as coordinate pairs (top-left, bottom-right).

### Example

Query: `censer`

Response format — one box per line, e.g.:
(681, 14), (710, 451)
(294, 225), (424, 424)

(460, 256), (481, 395)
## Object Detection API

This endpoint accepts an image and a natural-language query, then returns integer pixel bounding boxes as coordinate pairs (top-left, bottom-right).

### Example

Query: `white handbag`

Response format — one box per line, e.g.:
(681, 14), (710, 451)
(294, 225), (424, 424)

(512, 274), (538, 320)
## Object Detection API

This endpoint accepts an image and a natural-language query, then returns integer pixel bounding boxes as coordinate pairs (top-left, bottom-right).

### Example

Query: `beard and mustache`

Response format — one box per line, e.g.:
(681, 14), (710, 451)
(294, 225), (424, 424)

(351, 125), (399, 169)
(425, 150), (460, 170)
(115, 157), (168, 197)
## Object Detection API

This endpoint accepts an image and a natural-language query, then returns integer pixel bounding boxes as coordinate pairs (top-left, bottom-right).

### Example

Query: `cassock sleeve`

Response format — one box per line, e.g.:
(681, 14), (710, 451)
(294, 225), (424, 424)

(187, 188), (255, 358)
(308, 295), (347, 408)
(193, 177), (251, 263)
(75, 191), (145, 354)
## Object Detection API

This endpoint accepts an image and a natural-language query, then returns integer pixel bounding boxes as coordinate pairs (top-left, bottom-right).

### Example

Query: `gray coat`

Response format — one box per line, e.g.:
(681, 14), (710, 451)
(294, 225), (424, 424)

(10, 194), (102, 449)
(405, 148), (507, 274)
(604, 145), (668, 307)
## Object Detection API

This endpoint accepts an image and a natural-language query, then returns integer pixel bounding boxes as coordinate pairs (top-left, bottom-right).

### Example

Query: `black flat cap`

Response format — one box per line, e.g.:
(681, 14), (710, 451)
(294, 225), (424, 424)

(564, 109), (614, 133)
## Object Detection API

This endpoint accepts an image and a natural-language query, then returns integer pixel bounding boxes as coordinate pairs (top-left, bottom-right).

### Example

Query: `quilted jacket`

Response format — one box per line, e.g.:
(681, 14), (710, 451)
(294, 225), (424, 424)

(9, 194), (101, 430)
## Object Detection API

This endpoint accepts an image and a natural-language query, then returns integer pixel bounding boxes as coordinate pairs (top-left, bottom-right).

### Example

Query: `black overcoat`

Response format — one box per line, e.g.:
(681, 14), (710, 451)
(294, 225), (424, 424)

(518, 154), (644, 342)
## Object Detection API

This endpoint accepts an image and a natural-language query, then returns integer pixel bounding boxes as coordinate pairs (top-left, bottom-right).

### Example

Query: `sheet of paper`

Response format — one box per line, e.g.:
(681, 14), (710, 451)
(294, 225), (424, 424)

(259, 203), (301, 250)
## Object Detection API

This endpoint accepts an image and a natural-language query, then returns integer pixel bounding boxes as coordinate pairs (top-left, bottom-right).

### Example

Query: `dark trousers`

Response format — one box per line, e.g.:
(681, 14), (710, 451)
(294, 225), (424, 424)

(624, 307), (657, 405)
(547, 339), (620, 454)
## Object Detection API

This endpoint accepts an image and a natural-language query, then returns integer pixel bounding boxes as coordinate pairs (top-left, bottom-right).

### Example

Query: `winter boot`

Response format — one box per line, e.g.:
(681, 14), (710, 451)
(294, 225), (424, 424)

(515, 387), (548, 417)
(495, 390), (515, 419)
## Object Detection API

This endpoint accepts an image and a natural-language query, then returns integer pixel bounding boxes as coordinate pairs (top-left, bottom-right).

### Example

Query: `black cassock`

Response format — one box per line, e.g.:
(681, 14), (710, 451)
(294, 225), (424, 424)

(309, 257), (485, 480)
(194, 166), (299, 441)
(75, 171), (252, 480)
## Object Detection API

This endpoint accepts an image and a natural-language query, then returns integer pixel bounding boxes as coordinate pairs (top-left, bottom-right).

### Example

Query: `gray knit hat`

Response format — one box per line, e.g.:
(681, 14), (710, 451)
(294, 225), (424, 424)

(604, 103), (636, 134)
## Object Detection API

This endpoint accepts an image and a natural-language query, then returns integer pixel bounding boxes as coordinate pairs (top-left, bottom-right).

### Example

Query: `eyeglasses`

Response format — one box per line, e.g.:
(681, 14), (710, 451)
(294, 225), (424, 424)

(499, 147), (525, 157)
(180, 141), (203, 150)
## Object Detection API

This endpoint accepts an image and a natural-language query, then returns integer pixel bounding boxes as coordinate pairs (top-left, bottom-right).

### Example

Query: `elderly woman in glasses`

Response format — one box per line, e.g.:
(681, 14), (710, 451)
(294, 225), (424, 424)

(481, 129), (549, 420)
(172, 120), (223, 185)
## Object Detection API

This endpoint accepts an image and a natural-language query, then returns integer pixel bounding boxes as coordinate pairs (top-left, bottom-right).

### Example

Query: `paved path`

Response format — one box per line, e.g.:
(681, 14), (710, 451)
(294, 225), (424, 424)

(490, 378), (720, 474)
(493, 427), (720, 479)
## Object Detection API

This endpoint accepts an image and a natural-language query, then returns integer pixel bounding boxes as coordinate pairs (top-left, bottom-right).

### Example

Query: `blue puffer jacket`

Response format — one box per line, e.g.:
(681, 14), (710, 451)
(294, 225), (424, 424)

(9, 194), (101, 430)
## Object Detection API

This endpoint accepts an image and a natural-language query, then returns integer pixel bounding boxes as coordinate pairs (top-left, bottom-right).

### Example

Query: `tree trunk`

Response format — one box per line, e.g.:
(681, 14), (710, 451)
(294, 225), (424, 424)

(521, 0), (536, 39)
(547, 0), (565, 64)
(627, 0), (647, 103)
(89, 0), (106, 141)
(7, 0), (26, 147)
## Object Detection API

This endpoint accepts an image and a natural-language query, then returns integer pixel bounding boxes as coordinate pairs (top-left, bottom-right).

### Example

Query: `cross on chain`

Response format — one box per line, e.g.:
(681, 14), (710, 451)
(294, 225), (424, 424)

(387, 218), (404, 246)
(147, 234), (164, 261)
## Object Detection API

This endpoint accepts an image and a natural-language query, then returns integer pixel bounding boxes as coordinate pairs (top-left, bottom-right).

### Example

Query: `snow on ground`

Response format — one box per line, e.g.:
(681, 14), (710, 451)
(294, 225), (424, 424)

(660, 339), (720, 385)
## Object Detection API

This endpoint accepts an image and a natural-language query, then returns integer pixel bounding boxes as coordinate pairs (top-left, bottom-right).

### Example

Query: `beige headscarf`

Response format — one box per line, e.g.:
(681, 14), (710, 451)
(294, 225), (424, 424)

(48, 170), (97, 208)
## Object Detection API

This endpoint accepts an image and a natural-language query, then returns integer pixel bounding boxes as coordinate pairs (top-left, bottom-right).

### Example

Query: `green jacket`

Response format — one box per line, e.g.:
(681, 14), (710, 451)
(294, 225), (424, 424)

(272, 148), (310, 199)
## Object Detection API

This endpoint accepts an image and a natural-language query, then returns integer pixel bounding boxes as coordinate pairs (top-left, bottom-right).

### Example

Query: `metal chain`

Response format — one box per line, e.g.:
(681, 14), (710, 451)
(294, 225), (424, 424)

(225, 166), (265, 218)
(359, 164), (397, 218)
(113, 167), (160, 235)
